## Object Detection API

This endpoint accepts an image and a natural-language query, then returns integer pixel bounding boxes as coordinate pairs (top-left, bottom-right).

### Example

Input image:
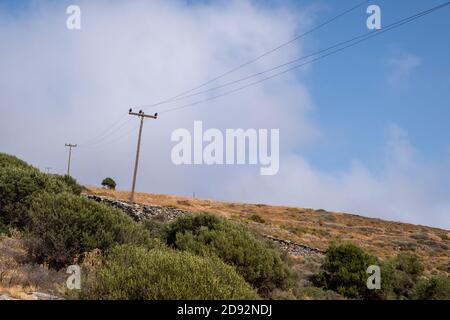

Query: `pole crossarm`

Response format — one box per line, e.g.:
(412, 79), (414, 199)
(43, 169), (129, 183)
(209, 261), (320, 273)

(128, 111), (158, 119)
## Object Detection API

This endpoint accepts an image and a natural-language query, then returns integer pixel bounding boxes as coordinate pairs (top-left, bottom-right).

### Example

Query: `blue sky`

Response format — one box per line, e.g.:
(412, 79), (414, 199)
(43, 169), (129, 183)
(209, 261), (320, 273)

(297, 0), (450, 171)
(0, 0), (449, 228)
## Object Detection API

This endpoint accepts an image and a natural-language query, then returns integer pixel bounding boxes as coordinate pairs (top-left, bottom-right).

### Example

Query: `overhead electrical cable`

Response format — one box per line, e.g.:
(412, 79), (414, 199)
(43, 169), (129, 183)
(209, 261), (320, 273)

(140, 0), (371, 109)
(78, 113), (129, 147)
(158, 2), (450, 114)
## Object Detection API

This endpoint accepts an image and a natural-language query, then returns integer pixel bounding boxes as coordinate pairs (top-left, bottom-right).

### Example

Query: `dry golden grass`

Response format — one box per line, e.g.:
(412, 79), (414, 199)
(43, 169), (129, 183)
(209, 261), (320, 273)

(86, 186), (450, 275)
(0, 234), (65, 299)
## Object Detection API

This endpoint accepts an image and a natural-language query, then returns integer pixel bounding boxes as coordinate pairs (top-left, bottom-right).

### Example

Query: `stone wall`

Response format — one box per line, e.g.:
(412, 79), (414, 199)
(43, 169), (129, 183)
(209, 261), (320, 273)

(264, 235), (325, 257)
(85, 195), (187, 222)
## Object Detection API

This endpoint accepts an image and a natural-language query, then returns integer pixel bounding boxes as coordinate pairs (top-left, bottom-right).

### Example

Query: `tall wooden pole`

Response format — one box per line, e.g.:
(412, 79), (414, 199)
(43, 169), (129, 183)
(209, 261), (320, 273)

(65, 143), (77, 176)
(128, 109), (157, 204)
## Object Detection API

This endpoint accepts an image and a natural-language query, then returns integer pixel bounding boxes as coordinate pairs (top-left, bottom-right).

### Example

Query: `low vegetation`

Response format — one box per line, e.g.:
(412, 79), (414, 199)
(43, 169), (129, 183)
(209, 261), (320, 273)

(163, 213), (294, 297)
(0, 235), (66, 299)
(312, 242), (450, 300)
(413, 276), (450, 300)
(314, 243), (378, 299)
(0, 152), (448, 300)
(79, 245), (259, 300)
(25, 192), (153, 269)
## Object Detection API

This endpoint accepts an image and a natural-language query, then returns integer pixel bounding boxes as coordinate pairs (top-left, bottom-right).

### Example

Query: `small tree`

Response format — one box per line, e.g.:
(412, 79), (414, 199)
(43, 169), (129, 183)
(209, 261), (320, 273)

(101, 177), (116, 190)
(314, 243), (378, 299)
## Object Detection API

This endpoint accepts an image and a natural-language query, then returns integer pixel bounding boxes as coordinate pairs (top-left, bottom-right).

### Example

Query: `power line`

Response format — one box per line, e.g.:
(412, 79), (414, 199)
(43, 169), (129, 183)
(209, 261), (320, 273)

(82, 122), (140, 149)
(140, 0), (371, 109)
(78, 113), (129, 148)
(141, 10), (408, 107)
(79, 118), (134, 149)
(75, 0), (370, 146)
(159, 2), (450, 114)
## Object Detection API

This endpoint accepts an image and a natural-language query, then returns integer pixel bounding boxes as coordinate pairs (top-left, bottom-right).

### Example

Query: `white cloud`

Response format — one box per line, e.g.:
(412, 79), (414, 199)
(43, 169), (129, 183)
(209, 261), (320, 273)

(218, 125), (450, 229)
(0, 1), (448, 230)
(0, 0), (317, 198)
(386, 52), (421, 87)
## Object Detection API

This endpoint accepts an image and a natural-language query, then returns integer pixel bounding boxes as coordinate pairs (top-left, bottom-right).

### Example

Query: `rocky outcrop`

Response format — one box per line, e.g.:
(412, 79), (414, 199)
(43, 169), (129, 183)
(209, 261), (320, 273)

(0, 292), (61, 300)
(264, 235), (325, 257)
(85, 195), (187, 222)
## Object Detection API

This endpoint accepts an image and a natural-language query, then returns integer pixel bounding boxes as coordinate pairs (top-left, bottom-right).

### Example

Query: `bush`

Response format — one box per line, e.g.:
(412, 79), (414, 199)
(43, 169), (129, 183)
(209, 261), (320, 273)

(0, 153), (85, 229)
(101, 177), (116, 190)
(142, 219), (167, 240)
(165, 213), (293, 296)
(0, 153), (33, 169)
(0, 219), (8, 235)
(314, 243), (378, 299)
(55, 174), (83, 195)
(249, 214), (266, 224)
(25, 192), (153, 269)
(79, 245), (259, 300)
(0, 166), (70, 228)
(413, 276), (450, 300)
(378, 253), (424, 300)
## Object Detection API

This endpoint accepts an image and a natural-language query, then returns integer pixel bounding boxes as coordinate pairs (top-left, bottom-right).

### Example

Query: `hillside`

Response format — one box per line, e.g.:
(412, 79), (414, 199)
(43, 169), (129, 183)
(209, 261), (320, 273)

(86, 187), (450, 276)
(1, 148), (448, 300)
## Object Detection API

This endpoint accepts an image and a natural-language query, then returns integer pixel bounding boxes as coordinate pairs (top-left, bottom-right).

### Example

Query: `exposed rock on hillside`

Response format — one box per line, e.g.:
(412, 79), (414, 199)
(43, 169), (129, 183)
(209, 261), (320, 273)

(85, 194), (187, 222)
(264, 235), (325, 257)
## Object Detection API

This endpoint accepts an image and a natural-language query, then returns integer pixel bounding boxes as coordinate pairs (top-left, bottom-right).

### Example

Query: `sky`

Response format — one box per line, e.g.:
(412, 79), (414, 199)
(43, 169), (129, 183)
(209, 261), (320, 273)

(0, 0), (449, 229)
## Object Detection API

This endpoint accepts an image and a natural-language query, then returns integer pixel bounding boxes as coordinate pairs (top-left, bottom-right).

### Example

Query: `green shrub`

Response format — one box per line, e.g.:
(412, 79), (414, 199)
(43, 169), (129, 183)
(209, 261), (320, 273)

(249, 214), (266, 224)
(378, 253), (425, 300)
(314, 243), (378, 299)
(0, 219), (8, 235)
(165, 213), (220, 244)
(55, 174), (83, 195)
(79, 245), (259, 300)
(25, 192), (153, 269)
(101, 177), (116, 190)
(0, 166), (70, 228)
(0, 153), (32, 169)
(142, 219), (167, 240)
(165, 213), (293, 296)
(413, 276), (450, 300)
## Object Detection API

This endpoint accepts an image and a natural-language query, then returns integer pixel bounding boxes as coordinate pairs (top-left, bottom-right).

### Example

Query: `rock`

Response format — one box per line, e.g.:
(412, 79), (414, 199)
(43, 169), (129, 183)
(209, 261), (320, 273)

(0, 292), (61, 300)
(84, 195), (187, 222)
(27, 292), (62, 300)
(264, 235), (325, 257)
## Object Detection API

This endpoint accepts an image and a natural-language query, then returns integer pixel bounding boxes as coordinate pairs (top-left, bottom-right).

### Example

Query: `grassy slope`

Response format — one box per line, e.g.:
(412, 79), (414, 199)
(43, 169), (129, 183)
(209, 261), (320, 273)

(86, 187), (450, 276)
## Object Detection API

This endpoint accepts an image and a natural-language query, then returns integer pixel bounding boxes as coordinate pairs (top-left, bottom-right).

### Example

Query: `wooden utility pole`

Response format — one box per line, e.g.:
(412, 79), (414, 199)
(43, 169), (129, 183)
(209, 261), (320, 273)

(45, 167), (52, 174)
(128, 109), (158, 204)
(65, 143), (77, 176)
